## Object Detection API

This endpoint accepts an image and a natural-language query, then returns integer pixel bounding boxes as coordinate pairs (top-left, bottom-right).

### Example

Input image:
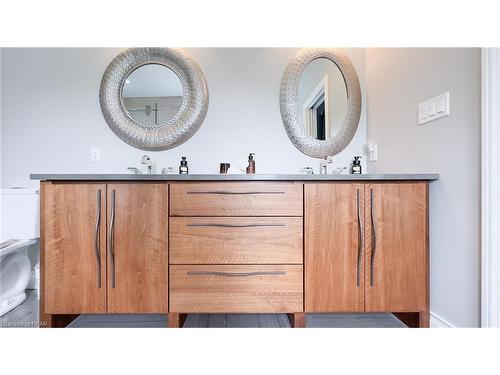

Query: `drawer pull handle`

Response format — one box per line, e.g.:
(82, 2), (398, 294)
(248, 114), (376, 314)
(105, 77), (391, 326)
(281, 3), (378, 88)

(370, 188), (377, 287)
(187, 191), (285, 195)
(108, 189), (116, 288)
(356, 189), (363, 288)
(187, 271), (286, 277)
(187, 223), (285, 228)
(94, 189), (101, 289)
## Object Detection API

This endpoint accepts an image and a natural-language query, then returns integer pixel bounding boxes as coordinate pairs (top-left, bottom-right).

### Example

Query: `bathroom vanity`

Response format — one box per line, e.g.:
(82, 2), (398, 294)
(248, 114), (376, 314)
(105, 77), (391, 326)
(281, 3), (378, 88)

(27, 47), (433, 329)
(31, 174), (438, 328)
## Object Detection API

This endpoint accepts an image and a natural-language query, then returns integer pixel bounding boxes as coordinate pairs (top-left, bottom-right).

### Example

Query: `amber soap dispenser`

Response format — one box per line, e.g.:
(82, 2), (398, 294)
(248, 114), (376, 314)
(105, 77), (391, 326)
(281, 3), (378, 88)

(246, 153), (255, 174)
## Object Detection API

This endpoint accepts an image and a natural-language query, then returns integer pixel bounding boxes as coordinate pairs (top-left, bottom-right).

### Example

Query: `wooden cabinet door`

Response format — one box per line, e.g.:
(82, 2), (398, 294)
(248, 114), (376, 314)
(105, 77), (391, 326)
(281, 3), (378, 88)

(107, 184), (168, 313)
(43, 183), (106, 313)
(305, 183), (365, 312)
(364, 183), (428, 312)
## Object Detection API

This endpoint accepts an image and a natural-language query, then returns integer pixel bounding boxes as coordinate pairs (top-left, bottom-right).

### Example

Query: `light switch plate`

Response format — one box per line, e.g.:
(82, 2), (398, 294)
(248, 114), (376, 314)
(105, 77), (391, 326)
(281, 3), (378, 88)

(418, 92), (449, 125)
(367, 141), (378, 161)
(90, 147), (101, 162)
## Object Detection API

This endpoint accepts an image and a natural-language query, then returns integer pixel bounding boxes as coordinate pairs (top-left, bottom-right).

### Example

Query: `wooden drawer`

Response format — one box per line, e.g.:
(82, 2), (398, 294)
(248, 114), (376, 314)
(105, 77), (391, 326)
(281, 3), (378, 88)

(170, 217), (303, 264)
(170, 182), (303, 216)
(170, 265), (303, 313)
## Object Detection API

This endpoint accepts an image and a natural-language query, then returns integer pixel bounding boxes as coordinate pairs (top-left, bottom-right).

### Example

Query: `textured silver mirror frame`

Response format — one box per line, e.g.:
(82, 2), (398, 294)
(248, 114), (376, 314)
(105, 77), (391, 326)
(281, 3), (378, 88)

(99, 48), (208, 151)
(279, 48), (361, 158)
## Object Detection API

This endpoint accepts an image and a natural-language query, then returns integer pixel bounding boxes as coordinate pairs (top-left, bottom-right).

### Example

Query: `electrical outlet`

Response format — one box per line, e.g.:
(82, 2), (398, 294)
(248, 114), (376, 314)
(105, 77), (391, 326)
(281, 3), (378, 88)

(90, 147), (101, 162)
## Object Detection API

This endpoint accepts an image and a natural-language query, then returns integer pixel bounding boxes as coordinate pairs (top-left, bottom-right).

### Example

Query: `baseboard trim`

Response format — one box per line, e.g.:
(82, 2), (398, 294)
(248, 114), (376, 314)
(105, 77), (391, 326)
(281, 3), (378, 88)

(430, 311), (455, 328)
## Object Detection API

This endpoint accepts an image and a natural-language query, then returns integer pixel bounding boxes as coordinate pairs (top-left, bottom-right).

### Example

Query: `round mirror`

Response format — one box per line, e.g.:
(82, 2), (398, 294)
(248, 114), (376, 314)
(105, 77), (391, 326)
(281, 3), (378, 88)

(280, 48), (361, 159)
(100, 48), (208, 151)
(121, 64), (183, 127)
(298, 58), (347, 141)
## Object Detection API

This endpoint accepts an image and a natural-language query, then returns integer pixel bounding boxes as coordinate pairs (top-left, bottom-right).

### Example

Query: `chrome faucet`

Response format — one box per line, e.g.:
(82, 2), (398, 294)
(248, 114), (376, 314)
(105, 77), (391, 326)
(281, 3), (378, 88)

(319, 157), (332, 174)
(141, 155), (153, 175)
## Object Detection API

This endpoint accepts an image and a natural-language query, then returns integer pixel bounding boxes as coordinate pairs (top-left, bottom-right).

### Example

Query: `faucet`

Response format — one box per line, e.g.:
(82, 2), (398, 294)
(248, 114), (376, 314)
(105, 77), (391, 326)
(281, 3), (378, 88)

(141, 155), (153, 174)
(319, 156), (332, 174)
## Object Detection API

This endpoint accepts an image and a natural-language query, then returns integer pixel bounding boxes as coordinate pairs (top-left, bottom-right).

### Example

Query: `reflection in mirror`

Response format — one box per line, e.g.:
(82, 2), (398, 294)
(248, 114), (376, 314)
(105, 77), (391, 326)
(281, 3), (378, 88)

(122, 64), (183, 127)
(298, 58), (347, 140)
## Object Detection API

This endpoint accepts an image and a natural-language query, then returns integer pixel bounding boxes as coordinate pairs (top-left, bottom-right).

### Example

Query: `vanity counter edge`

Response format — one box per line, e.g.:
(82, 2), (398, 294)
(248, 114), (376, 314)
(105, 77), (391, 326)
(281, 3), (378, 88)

(30, 173), (439, 181)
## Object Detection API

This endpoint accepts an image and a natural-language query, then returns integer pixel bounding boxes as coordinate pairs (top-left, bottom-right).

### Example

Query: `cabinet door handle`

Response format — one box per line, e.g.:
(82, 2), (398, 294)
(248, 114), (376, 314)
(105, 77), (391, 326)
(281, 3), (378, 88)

(187, 271), (286, 277)
(94, 189), (102, 288)
(356, 189), (363, 287)
(370, 188), (377, 287)
(186, 191), (285, 195)
(187, 223), (285, 228)
(108, 189), (116, 288)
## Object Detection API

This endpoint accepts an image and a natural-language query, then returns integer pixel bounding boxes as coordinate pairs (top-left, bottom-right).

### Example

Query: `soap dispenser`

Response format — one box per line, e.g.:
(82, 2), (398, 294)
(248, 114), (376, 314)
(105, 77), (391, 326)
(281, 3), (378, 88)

(179, 157), (189, 175)
(246, 153), (255, 174)
(351, 156), (362, 174)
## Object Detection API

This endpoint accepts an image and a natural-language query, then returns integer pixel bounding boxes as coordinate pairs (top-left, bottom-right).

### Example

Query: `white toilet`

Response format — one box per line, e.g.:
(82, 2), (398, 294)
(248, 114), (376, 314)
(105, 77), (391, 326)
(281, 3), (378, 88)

(0, 188), (39, 317)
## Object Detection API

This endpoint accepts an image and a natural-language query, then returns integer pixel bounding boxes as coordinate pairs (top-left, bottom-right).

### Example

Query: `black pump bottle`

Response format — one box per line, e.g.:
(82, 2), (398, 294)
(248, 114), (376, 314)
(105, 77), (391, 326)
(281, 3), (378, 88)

(351, 156), (362, 174)
(179, 157), (188, 174)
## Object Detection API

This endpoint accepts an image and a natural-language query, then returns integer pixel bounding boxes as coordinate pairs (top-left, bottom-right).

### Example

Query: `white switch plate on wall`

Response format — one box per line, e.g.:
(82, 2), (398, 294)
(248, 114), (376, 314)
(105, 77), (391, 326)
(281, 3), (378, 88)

(367, 141), (378, 161)
(418, 92), (450, 125)
(90, 146), (101, 162)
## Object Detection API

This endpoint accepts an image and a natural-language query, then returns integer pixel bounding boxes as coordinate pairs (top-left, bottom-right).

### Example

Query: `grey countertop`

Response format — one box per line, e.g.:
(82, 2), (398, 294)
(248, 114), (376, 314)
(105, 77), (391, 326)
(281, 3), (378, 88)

(30, 173), (439, 181)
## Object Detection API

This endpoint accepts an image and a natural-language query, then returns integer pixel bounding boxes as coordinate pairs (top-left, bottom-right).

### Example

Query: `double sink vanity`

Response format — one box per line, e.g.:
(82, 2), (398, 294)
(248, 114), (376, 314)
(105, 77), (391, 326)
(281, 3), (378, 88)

(33, 47), (438, 328)
(33, 174), (437, 328)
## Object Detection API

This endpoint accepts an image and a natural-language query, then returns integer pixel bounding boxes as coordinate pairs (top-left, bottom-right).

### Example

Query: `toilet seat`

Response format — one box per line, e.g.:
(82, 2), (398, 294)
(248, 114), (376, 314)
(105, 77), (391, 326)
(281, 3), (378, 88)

(0, 239), (35, 257)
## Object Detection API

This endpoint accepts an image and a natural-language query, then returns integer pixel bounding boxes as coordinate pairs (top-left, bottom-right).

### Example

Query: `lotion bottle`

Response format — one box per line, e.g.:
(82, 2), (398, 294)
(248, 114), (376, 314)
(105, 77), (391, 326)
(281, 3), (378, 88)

(246, 153), (255, 174)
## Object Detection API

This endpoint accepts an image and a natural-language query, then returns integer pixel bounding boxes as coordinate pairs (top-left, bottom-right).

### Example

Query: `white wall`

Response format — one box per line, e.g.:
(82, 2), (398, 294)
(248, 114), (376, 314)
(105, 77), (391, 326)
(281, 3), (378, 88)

(366, 48), (481, 327)
(0, 48), (2, 186)
(0, 48), (367, 187)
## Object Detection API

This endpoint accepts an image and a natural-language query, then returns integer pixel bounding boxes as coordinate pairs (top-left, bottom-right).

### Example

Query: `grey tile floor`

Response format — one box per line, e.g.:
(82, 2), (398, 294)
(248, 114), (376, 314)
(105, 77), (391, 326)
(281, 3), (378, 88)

(1, 291), (407, 328)
(68, 312), (406, 328)
(0, 290), (39, 328)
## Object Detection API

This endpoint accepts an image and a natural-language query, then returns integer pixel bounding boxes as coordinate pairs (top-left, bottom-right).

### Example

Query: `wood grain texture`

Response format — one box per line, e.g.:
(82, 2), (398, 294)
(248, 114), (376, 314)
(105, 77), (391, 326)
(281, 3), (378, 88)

(170, 217), (303, 264)
(170, 182), (303, 216)
(107, 183), (168, 313)
(419, 310), (430, 328)
(39, 182), (50, 326)
(170, 265), (303, 313)
(287, 312), (306, 328)
(365, 183), (428, 312)
(305, 183), (365, 312)
(43, 183), (107, 314)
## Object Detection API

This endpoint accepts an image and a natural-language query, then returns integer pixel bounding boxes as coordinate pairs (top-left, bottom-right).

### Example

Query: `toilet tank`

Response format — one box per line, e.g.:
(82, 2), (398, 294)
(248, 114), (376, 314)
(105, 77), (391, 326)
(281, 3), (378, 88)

(1, 188), (40, 242)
